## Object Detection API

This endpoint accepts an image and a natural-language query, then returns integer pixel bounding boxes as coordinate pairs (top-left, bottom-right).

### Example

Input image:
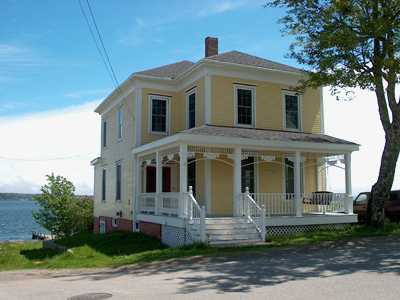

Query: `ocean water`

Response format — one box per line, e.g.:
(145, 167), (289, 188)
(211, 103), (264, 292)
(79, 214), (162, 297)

(0, 199), (46, 241)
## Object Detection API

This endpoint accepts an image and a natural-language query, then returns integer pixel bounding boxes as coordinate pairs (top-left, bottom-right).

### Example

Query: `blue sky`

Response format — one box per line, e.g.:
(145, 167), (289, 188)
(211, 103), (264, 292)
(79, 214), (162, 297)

(1, 0), (292, 116)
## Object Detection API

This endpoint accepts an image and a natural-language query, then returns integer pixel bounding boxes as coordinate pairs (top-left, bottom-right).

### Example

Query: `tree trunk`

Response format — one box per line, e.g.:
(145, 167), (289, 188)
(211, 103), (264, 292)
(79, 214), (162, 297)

(367, 125), (400, 227)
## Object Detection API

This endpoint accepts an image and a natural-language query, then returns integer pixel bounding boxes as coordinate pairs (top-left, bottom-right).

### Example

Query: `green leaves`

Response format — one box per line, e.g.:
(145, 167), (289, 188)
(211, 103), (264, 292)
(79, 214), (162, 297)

(33, 174), (93, 237)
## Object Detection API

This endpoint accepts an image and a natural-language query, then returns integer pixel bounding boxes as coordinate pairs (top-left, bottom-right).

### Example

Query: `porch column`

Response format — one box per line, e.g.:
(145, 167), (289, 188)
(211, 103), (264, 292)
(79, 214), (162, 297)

(344, 152), (353, 214)
(155, 152), (162, 215)
(233, 147), (242, 216)
(180, 144), (188, 217)
(294, 151), (303, 217)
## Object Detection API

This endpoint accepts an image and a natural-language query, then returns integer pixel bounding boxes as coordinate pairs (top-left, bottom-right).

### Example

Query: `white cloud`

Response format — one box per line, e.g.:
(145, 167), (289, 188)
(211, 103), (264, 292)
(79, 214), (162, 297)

(323, 87), (400, 196)
(0, 101), (100, 195)
(64, 88), (110, 99)
(198, 0), (249, 17)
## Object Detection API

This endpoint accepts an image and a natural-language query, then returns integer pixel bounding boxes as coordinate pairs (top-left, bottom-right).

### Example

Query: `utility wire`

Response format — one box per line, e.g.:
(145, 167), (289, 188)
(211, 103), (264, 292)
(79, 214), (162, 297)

(78, 0), (118, 89)
(84, 0), (119, 88)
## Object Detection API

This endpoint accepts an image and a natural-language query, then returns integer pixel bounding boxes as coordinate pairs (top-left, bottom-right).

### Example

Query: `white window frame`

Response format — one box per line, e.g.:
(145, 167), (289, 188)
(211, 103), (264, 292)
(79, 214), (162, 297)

(101, 168), (106, 203)
(116, 106), (123, 141)
(115, 160), (122, 202)
(282, 91), (302, 131)
(149, 95), (170, 135)
(282, 156), (306, 194)
(186, 88), (196, 129)
(234, 84), (256, 128)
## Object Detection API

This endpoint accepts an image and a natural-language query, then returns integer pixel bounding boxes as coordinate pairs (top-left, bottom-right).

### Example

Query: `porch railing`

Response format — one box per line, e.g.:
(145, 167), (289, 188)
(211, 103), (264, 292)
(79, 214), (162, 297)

(241, 188), (266, 240)
(138, 192), (182, 217)
(251, 192), (349, 217)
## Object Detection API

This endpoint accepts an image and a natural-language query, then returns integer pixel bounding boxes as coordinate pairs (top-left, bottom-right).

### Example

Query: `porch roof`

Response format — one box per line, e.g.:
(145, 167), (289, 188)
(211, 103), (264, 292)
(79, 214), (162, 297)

(133, 125), (359, 156)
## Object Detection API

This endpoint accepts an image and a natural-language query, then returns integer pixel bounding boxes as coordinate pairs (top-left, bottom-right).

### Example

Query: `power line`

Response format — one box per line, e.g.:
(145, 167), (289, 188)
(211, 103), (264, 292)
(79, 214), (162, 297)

(85, 0), (119, 87)
(78, 0), (118, 89)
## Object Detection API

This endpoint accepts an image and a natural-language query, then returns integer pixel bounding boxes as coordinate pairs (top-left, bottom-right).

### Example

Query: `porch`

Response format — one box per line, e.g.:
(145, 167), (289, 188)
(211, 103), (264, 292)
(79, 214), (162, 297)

(132, 125), (359, 244)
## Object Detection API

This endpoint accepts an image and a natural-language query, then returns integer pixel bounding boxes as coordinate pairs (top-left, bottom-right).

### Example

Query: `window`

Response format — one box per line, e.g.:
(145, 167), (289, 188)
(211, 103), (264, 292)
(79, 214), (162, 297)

(284, 93), (301, 130)
(102, 120), (107, 148)
(188, 158), (196, 196)
(117, 107), (123, 140)
(101, 169), (106, 202)
(187, 91), (196, 129)
(355, 193), (369, 205)
(241, 157), (255, 193)
(150, 96), (169, 133)
(235, 86), (255, 127)
(116, 162), (122, 201)
(284, 158), (304, 194)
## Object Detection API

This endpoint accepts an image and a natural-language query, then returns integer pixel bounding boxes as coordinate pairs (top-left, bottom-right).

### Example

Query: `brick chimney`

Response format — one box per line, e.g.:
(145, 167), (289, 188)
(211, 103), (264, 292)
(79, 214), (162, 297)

(205, 37), (218, 57)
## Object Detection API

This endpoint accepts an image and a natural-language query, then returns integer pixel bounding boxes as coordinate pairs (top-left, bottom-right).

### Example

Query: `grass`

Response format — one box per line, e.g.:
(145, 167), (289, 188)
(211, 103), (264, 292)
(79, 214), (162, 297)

(1, 223), (400, 271)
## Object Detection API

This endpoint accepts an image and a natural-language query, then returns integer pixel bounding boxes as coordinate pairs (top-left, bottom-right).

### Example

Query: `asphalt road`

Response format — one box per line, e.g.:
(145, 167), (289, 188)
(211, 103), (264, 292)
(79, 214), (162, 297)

(1, 236), (399, 300)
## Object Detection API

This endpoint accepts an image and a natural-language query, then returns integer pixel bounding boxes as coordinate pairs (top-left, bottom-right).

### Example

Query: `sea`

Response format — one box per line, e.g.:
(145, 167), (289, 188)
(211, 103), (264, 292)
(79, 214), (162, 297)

(0, 198), (46, 241)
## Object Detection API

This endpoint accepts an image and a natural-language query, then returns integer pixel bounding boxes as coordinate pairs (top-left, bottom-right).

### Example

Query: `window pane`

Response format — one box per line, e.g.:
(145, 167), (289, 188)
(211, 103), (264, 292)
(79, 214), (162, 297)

(102, 169), (106, 201)
(241, 157), (255, 193)
(237, 89), (253, 125)
(102, 121), (107, 147)
(116, 164), (121, 201)
(188, 93), (195, 128)
(188, 158), (196, 196)
(285, 95), (299, 129)
(117, 109), (123, 139)
(285, 158), (304, 194)
(152, 99), (167, 132)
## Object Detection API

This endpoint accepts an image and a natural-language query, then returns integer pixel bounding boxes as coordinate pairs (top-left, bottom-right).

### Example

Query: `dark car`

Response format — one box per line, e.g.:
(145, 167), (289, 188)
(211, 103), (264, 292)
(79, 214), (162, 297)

(353, 190), (400, 223)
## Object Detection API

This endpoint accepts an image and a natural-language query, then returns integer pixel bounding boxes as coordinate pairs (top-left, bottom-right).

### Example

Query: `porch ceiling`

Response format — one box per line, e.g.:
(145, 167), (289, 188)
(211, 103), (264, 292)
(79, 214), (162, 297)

(132, 125), (359, 156)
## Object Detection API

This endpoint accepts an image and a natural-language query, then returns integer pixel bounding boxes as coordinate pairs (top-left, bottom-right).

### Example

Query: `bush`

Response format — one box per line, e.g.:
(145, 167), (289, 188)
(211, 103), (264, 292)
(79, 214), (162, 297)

(33, 174), (93, 237)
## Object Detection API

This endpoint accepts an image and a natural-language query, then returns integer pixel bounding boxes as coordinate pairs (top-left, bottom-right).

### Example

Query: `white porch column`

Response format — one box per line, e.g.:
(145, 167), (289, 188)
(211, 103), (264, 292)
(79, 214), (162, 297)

(294, 151), (303, 217)
(345, 152), (353, 214)
(155, 152), (162, 215)
(179, 144), (188, 217)
(233, 147), (242, 216)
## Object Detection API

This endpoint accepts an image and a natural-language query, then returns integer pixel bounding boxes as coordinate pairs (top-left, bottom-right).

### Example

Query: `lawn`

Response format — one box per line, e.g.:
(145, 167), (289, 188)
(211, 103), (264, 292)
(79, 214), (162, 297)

(1, 223), (400, 271)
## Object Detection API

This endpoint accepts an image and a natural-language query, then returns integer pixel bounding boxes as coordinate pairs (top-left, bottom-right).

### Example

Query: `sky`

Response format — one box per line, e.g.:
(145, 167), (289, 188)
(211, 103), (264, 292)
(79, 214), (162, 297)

(0, 0), (399, 195)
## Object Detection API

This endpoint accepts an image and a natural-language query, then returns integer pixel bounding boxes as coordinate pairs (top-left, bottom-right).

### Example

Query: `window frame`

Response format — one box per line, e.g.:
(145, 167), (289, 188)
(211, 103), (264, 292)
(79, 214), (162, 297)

(282, 156), (305, 195)
(116, 106), (123, 141)
(186, 88), (196, 129)
(102, 120), (107, 148)
(149, 95), (170, 135)
(234, 84), (256, 128)
(101, 168), (106, 202)
(282, 91), (302, 131)
(115, 161), (122, 201)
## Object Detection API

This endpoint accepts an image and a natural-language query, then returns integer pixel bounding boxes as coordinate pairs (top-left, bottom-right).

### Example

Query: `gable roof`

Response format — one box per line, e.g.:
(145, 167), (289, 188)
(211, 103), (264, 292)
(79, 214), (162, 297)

(134, 60), (195, 79)
(205, 51), (304, 74)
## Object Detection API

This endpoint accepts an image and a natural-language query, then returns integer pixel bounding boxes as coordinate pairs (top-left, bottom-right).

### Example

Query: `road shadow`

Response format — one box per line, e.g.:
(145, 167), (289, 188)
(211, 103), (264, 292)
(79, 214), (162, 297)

(50, 236), (400, 294)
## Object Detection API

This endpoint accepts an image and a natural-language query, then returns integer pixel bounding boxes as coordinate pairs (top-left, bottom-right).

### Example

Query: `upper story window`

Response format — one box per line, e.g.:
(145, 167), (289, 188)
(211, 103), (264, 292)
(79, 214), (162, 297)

(150, 95), (170, 134)
(101, 169), (106, 202)
(234, 85), (255, 127)
(186, 90), (196, 129)
(115, 161), (122, 201)
(117, 106), (123, 140)
(284, 93), (301, 130)
(102, 120), (107, 148)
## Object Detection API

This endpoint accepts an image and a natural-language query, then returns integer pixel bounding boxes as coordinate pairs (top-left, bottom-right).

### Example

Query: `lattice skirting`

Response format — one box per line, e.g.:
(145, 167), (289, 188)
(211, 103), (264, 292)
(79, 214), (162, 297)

(161, 224), (195, 247)
(266, 223), (350, 238)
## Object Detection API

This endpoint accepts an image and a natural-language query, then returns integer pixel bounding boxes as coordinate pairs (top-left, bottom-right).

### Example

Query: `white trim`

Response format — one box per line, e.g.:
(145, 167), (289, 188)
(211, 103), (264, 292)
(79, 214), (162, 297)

(204, 74), (212, 123)
(233, 84), (256, 128)
(319, 87), (325, 134)
(137, 213), (186, 228)
(135, 88), (142, 146)
(185, 87), (197, 129)
(148, 94), (171, 135)
(282, 91), (302, 131)
(116, 105), (123, 142)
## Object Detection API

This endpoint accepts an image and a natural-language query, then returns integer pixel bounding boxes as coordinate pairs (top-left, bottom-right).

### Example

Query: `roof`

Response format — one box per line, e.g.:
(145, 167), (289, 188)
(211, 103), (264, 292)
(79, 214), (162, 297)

(134, 60), (195, 79)
(181, 125), (358, 146)
(133, 51), (304, 80)
(205, 51), (304, 74)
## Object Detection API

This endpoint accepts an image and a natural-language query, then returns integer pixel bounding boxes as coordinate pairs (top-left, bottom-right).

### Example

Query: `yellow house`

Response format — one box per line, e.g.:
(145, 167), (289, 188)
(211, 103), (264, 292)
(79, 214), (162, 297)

(91, 37), (359, 246)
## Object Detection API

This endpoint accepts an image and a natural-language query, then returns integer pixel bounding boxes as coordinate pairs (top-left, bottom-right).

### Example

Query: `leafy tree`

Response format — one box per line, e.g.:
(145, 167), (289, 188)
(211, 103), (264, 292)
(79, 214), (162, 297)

(33, 174), (93, 237)
(267, 0), (400, 227)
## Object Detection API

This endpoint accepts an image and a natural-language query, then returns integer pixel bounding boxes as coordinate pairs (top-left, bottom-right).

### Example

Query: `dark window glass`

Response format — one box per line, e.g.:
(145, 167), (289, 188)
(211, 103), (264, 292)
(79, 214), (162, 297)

(241, 157), (255, 193)
(152, 99), (167, 132)
(102, 169), (106, 201)
(102, 121), (107, 147)
(188, 158), (196, 196)
(285, 94), (300, 129)
(285, 158), (304, 194)
(188, 93), (196, 128)
(237, 89), (253, 125)
(116, 163), (122, 201)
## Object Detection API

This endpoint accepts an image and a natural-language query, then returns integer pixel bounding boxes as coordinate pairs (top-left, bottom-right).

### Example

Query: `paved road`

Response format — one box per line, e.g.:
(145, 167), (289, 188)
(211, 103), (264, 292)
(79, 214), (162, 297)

(1, 236), (400, 300)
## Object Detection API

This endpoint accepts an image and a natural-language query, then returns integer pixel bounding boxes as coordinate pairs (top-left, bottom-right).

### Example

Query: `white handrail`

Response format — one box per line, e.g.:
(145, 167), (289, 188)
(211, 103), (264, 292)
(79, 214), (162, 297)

(187, 186), (206, 243)
(243, 187), (266, 240)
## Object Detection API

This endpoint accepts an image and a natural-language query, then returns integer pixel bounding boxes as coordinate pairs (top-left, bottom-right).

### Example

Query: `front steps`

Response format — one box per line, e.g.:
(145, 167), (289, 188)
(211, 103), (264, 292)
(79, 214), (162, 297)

(189, 217), (264, 246)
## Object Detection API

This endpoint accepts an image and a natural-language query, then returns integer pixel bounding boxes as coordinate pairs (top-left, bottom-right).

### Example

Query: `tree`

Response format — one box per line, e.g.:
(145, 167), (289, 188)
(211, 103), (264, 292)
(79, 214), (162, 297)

(267, 0), (400, 227)
(33, 174), (93, 237)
